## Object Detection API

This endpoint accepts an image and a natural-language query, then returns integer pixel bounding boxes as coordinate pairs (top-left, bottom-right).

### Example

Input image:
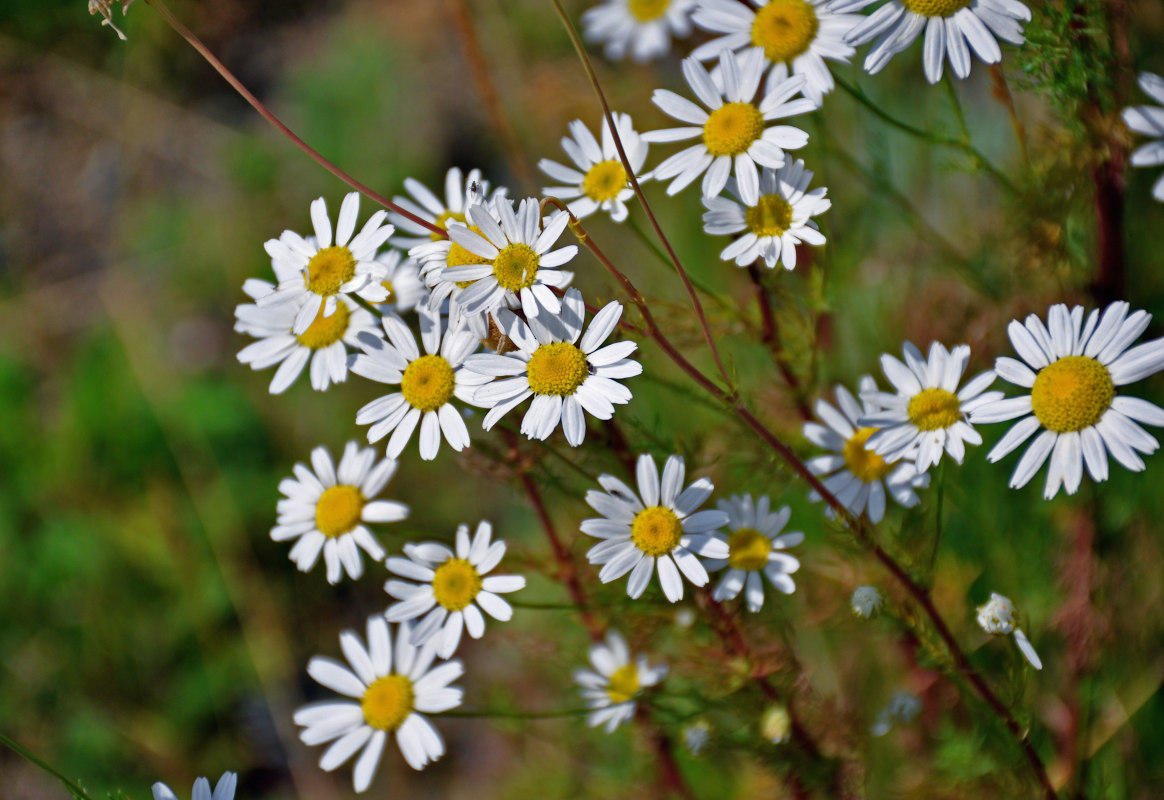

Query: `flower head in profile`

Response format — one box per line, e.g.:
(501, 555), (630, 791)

(702, 494), (803, 612)
(575, 631), (667, 732)
(582, 0), (697, 63)
(389, 166), (507, 249)
(976, 592), (1042, 670)
(1123, 73), (1164, 201)
(272, 442), (408, 584)
(850, 585), (883, 617)
(539, 112), (650, 223)
(969, 302), (1164, 499)
(152, 772), (236, 800)
(581, 454), (730, 602)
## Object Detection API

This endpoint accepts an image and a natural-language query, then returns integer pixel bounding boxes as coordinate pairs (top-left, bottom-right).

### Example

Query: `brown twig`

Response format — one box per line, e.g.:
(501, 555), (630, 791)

(636, 706), (697, 800)
(747, 263), (814, 422)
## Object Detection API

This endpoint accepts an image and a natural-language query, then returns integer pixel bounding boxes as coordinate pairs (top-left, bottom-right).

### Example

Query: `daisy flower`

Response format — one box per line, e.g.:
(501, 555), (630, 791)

(850, 585), (883, 617)
(350, 306), (490, 461)
(388, 166), (507, 249)
(976, 591), (1042, 670)
(969, 302), (1164, 499)
(833, 0), (1031, 84)
(859, 342), (1002, 472)
(260, 193), (395, 335)
(691, 0), (861, 104)
(574, 631), (668, 733)
(643, 49), (815, 202)
(294, 616), (463, 790)
(702, 494), (803, 612)
(464, 288), (642, 447)
(152, 772), (236, 800)
(1123, 72), (1164, 202)
(408, 197), (507, 321)
(581, 453), (730, 602)
(384, 520), (526, 659)
(371, 250), (425, 315)
(272, 442), (408, 584)
(539, 112), (650, 223)
(582, 0), (697, 63)
(701, 159), (830, 269)
(803, 376), (930, 522)
(235, 281), (379, 394)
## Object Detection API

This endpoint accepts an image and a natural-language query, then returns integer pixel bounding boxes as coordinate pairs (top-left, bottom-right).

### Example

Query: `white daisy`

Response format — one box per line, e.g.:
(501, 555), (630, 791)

(701, 159), (830, 269)
(642, 49), (815, 202)
(701, 494), (803, 612)
(582, 0), (697, 63)
(350, 306), (490, 461)
(152, 772), (236, 800)
(803, 376), (930, 522)
(692, 0), (861, 104)
(859, 342), (1002, 472)
(294, 616), (463, 790)
(464, 288), (642, 447)
(384, 521), (526, 659)
(272, 442), (408, 584)
(976, 591), (1041, 670)
(581, 453), (731, 602)
(1123, 72), (1164, 202)
(850, 585), (883, 617)
(388, 167), (508, 249)
(539, 112), (650, 223)
(371, 250), (425, 315)
(968, 302), (1164, 499)
(259, 193), (395, 335)
(574, 631), (668, 733)
(832, 0), (1031, 84)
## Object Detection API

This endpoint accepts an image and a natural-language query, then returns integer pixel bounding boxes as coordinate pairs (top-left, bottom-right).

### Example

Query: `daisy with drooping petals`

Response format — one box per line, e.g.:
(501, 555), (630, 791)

(692, 0), (861, 104)
(574, 631), (668, 733)
(260, 193), (395, 335)
(295, 616), (462, 790)
(803, 376), (930, 522)
(384, 520), (526, 659)
(702, 494), (802, 612)
(272, 442), (408, 584)
(371, 249), (425, 315)
(464, 288), (642, 447)
(1124, 73), (1164, 202)
(833, 0), (1031, 84)
(859, 342), (1002, 472)
(643, 49), (816, 202)
(701, 159), (830, 269)
(388, 167), (508, 249)
(350, 307), (490, 461)
(582, 0), (697, 63)
(152, 772), (236, 800)
(969, 302), (1164, 499)
(539, 112), (651, 223)
(976, 592), (1042, 670)
(581, 453), (730, 602)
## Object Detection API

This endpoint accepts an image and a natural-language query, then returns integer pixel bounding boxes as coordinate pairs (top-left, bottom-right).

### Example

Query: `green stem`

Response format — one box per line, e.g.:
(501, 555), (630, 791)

(0, 732), (97, 800)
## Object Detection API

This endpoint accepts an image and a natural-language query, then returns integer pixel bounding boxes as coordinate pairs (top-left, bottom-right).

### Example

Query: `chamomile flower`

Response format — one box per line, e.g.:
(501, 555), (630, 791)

(384, 521), (526, 659)
(371, 250), (425, 315)
(539, 112), (650, 223)
(582, 0), (697, 63)
(260, 193), (395, 335)
(802, 376), (930, 523)
(350, 307), (490, 461)
(691, 0), (861, 104)
(833, 0), (1031, 84)
(464, 288), (642, 447)
(976, 592), (1042, 670)
(702, 494), (803, 612)
(1123, 72), (1164, 202)
(152, 772), (236, 800)
(295, 616), (463, 790)
(581, 454), (731, 602)
(388, 167), (507, 249)
(701, 160), (829, 269)
(574, 631), (668, 733)
(850, 585), (883, 617)
(860, 342), (1002, 472)
(272, 442), (408, 584)
(969, 302), (1164, 499)
(643, 49), (815, 202)
(409, 198), (507, 320)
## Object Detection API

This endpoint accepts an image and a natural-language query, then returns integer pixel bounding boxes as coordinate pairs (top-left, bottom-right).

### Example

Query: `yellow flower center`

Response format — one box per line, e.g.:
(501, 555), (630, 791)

(907, 388), (961, 432)
(606, 663), (641, 704)
(446, 225), (491, 270)
(842, 427), (894, 482)
(432, 210), (467, 242)
(401, 354), (457, 412)
(1031, 356), (1114, 433)
(901, 0), (971, 17)
(628, 0), (671, 22)
(432, 558), (483, 611)
(361, 674), (414, 731)
(745, 194), (793, 237)
(583, 160), (628, 203)
(526, 342), (589, 396)
(314, 485), (365, 538)
(751, 0), (820, 62)
(631, 506), (683, 557)
(380, 280), (396, 303)
(703, 102), (765, 158)
(492, 243), (540, 292)
(727, 528), (772, 571)
(305, 245), (356, 296)
(295, 301), (351, 350)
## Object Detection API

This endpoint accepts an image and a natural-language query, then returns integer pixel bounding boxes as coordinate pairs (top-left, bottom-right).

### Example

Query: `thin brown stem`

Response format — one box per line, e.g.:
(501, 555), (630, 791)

(747, 264), (813, 422)
(636, 706), (697, 800)
(989, 65), (1029, 162)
